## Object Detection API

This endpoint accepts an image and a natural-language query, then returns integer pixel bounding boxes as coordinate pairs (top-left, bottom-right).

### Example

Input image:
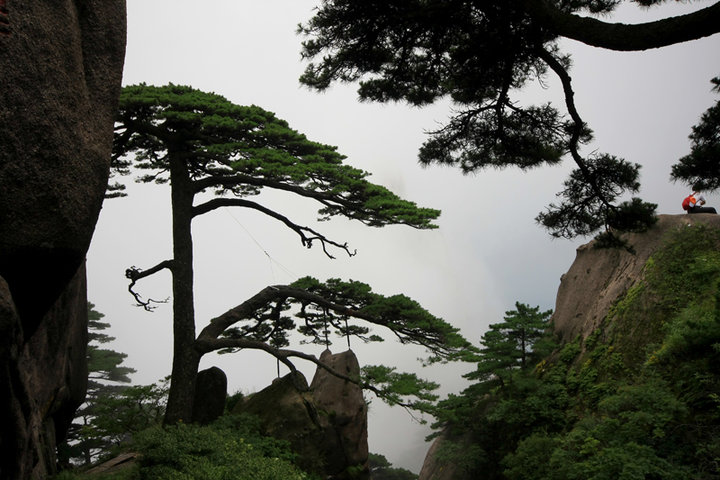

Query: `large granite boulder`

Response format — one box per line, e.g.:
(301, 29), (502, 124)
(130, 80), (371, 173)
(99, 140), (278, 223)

(192, 366), (228, 425)
(0, 0), (126, 329)
(233, 371), (329, 474)
(0, 1), (126, 478)
(233, 350), (369, 478)
(1, 264), (89, 479)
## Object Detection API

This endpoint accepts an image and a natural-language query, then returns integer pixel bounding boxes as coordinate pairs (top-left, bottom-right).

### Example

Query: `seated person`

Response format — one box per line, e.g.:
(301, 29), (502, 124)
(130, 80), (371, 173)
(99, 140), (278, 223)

(683, 191), (717, 214)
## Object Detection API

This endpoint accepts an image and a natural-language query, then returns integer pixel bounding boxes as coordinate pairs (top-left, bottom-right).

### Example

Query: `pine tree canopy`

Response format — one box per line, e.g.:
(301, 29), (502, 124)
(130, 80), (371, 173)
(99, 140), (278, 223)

(191, 276), (473, 412)
(112, 83), (440, 234)
(298, 1), (720, 241)
(198, 276), (473, 366)
(670, 77), (720, 191)
(465, 302), (553, 387)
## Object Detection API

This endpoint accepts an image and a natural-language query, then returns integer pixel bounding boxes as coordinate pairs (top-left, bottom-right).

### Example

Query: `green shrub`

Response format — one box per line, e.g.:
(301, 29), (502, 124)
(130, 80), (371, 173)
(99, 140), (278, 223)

(133, 417), (309, 480)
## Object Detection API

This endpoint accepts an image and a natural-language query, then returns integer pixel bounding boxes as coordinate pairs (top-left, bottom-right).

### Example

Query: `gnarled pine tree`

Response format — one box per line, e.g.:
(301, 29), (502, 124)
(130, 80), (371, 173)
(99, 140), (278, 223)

(299, 1), (720, 241)
(112, 84), (469, 424)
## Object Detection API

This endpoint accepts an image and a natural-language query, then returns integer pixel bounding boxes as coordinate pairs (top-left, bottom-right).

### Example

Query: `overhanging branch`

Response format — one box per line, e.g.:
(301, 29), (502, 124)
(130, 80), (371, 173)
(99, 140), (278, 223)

(193, 197), (356, 258)
(197, 285), (459, 359)
(537, 48), (614, 213)
(125, 260), (174, 311)
(524, 0), (720, 51)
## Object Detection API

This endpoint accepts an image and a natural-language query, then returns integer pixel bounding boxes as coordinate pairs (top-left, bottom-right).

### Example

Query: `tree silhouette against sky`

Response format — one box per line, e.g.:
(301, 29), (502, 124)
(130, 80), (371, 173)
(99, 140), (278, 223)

(112, 84), (470, 424)
(298, 0), (720, 243)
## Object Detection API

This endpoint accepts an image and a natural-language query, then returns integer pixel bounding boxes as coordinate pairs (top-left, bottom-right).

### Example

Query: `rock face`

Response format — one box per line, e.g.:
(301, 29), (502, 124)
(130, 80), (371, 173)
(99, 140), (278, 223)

(552, 214), (720, 342)
(417, 432), (467, 480)
(1, 264), (89, 480)
(0, 2), (126, 478)
(233, 350), (369, 478)
(0, 1), (126, 328)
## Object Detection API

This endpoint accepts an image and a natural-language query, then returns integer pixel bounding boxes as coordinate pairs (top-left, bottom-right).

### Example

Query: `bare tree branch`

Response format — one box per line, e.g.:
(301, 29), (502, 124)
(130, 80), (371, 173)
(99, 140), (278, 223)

(125, 260), (174, 311)
(192, 197), (356, 258)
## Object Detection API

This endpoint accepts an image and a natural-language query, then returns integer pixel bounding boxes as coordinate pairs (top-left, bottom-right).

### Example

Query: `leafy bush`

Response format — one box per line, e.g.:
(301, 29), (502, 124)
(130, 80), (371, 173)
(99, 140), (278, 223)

(54, 414), (315, 480)
(133, 415), (310, 480)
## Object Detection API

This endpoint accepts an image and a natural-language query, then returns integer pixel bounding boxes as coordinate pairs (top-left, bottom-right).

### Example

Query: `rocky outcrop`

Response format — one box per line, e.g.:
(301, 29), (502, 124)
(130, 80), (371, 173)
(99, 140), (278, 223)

(0, 2), (126, 478)
(0, 0), (126, 329)
(310, 349), (368, 474)
(552, 214), (720, 342)
(234, 371), (326, 473)
(233, 350), (368, 479)
(417, 432), (469, 480)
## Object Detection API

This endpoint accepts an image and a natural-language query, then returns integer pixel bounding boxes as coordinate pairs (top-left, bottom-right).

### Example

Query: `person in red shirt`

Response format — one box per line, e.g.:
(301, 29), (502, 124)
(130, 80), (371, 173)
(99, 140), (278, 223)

(682, 191), (717, 214)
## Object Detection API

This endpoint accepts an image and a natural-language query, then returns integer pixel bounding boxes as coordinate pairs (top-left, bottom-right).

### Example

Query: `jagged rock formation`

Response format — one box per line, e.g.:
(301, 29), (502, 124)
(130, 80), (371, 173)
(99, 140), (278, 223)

(233, 349), (368, 479)
(310, 349), (369, 473)
(0, 2), (126, 478)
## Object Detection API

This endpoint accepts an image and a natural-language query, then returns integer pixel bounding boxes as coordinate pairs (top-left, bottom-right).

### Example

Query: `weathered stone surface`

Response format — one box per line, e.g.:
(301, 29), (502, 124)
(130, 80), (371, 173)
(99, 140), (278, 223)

(310, 349), (368, 475)
(552, 214), (720, 342)
(192, 366), (228, 425)
(0, 275), (24, 480)
(233, 350), (369, 478)
(233, 371), (329, 474)
(0, 0), (126, 328)
(1, 263), (89, 480)
(0, 1), (126, 478)
(417, 432), (473, 480)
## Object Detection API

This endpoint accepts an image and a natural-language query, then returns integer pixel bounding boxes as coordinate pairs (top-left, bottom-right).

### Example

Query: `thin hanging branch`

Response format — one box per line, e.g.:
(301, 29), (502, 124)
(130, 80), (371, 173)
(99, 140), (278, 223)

(125, 260), (174, 311)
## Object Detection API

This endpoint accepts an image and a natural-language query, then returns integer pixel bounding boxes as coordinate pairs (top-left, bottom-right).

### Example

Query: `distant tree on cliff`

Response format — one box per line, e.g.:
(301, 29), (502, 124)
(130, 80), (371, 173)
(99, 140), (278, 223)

(428, 302), (560, 477)
(60, 303), (136, 465)
(112, 84), (471, 425)
(671, 76), (720, 191)
(298, 1), (720, 241)
(466, 302), (553, 389)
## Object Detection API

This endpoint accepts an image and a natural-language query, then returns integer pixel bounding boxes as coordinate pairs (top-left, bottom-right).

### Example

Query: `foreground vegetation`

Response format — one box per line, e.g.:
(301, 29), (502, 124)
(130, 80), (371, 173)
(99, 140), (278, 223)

(57, 390), (417, 480)
(55, 414), (313, 480)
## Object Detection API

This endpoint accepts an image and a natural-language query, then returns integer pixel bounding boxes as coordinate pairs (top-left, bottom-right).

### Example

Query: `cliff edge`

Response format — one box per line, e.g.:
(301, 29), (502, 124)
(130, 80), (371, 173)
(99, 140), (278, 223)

(552, 214), (720, 342)
(418, 213), (720, 479)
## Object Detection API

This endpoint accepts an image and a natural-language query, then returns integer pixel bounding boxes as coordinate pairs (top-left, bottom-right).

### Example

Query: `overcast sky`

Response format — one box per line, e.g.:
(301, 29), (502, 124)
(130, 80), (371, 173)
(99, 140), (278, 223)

(86, 1), (720, 472)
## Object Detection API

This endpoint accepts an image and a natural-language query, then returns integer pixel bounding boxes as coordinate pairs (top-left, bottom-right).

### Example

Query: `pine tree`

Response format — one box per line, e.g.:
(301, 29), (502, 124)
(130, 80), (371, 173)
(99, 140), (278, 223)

(60, 303), (136, 465)
(466, 302), (553, 388)
(112, 84), (470, 425)
(671, 76), (720, 191)
(298, 1), (720, 240)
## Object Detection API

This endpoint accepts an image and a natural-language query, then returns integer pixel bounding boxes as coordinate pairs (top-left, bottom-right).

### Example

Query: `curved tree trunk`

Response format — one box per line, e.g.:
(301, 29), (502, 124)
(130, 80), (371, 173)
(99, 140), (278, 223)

(164, 154), (200, 425)
(523, 0), (720, 51)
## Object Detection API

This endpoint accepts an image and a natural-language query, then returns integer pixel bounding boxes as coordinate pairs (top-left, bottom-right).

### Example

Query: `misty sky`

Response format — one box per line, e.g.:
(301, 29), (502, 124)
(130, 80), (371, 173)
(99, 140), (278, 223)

(86, 1), (720, 472)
